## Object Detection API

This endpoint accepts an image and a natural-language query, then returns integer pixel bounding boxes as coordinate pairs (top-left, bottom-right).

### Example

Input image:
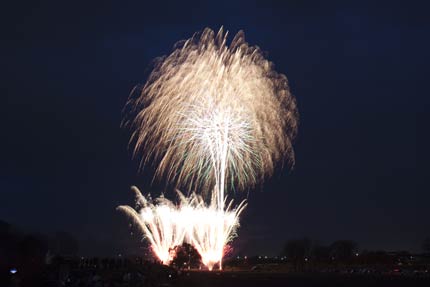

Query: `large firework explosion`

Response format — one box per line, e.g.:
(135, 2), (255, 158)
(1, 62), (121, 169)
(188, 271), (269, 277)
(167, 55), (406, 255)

(125, 27), (298, 203)
(120, 27), (298, 269)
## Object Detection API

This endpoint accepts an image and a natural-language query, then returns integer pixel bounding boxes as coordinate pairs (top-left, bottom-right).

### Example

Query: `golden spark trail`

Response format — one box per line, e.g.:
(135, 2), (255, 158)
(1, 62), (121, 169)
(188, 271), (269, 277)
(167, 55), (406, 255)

(126, 27), (298, 201)
(120, 27), (298, 270)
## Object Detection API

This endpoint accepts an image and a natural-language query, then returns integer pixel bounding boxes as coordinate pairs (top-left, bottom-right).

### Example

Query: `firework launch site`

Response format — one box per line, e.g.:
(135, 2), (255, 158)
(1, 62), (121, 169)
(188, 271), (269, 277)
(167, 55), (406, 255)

(2, 222), (429, 287)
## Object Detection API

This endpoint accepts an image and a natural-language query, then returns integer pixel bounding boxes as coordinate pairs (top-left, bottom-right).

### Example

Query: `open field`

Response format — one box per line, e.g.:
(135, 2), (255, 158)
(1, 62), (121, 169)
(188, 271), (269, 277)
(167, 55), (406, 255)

(175, 271), (430, 287)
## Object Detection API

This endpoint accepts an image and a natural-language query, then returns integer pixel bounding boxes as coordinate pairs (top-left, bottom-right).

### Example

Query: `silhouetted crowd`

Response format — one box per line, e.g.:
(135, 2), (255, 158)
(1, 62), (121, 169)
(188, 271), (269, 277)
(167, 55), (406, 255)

(4, 257), (178, 287)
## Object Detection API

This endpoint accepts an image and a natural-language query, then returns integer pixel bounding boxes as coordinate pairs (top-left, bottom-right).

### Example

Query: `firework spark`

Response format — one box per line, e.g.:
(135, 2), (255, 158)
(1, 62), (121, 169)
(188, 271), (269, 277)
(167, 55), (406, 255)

(117, 186), (246, 269)
(117, 186), (187, 264)
(120, 27), (298, 270)
(126, 27), (298, 202)
(187, 191), (247, 270)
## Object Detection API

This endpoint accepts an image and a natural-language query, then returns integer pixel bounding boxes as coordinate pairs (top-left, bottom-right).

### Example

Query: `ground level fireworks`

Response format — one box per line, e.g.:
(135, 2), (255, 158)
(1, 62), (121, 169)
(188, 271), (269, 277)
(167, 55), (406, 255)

(118, 186), (246, 270)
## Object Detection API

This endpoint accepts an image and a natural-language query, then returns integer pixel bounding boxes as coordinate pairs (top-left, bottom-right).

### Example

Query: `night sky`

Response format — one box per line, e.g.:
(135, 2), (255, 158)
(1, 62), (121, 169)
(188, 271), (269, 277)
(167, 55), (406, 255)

(1, 1), (429, 257)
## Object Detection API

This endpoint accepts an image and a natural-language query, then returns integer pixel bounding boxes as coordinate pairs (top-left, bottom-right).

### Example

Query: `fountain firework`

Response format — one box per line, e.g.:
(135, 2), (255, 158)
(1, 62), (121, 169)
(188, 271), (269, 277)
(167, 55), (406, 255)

(120, 27), (298, 269)
(117, 186), (188, 264)
(117, 186), (246, 269)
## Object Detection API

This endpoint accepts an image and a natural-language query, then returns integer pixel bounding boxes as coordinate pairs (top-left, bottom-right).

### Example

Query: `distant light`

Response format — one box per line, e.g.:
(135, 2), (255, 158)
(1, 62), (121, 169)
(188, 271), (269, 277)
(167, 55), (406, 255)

(355, 253), (359, 257)
(168, 274), (172, 278)
(10, 268), (17, 274)
(244, 256), (247, 260)
(258, 256), (262, 259)
(264, 256), (268, 259)
(305, 258), (308, 262)
(118, 254), (122, 257)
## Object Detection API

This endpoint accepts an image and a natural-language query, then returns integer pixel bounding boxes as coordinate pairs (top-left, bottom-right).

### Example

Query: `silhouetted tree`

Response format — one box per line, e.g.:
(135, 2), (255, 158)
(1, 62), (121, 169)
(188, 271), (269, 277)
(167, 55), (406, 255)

(282, 238), (311, 270)
(360, 250), (391, 265)
(0, 220), (16, 261)
(16, 234), (48, 287)
(171, 243), (201, 269)
(0, 220), (17, 285)
(20, 235), (47, 258)
(422, 237), (430, 254)
(311, 244), (331, 262)
(330, 240), (358, 262)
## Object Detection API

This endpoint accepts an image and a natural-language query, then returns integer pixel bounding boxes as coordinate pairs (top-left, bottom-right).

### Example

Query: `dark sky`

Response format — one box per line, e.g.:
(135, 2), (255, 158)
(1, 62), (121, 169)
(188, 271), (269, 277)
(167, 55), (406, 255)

(1, 0), (429, 257)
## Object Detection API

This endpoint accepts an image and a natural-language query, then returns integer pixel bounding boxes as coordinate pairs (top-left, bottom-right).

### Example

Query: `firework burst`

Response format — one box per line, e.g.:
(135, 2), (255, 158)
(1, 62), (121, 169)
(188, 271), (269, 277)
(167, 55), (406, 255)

(126, 27), (298, 200)
(120, 27), (298, 270)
